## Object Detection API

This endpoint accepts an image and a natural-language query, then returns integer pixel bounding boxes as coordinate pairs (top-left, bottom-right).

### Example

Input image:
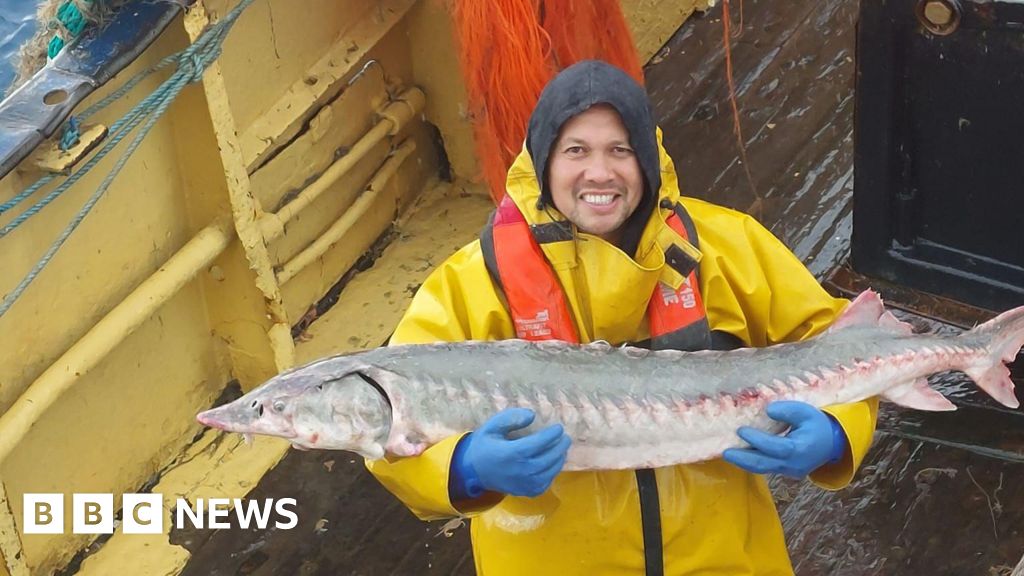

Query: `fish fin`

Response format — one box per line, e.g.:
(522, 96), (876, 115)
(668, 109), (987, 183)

(968, 303), (1024, 363)
(829, 290), (886, 332)
(882, 379), (956, 411)
(964, 364), (1020, 409)
(879, 311), (914, 335)
(963, 303), (1024, 408)
(828, 291), (914, 335)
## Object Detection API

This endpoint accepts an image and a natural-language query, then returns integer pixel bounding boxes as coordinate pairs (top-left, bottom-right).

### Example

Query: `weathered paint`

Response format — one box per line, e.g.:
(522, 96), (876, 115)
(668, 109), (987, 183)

(183, 3), (296, 377)
(0, 480), (25, 576)
(0, 22), (240, 573)
(404, 0), (481, 188)
(75, 433), (289, 576)
(623, 0), (711, 66)
(297, 180), (497, 362)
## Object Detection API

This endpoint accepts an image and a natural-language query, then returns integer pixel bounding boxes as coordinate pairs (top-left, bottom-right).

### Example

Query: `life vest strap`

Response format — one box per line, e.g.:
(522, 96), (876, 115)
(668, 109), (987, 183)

(481, 197), (713, 349)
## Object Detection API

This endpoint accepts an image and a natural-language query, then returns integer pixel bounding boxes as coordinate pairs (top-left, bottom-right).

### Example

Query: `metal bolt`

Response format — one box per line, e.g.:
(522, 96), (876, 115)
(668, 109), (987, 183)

(924, 0), (955, 26)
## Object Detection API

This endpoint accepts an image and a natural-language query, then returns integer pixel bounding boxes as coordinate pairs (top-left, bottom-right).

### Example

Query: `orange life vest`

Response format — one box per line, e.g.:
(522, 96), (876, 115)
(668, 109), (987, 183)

(480, 196), (714, 351)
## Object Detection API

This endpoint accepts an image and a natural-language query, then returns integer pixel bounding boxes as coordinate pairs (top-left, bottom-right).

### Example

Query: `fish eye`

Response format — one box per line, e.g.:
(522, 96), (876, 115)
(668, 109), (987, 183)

(273, 400), (286, 413)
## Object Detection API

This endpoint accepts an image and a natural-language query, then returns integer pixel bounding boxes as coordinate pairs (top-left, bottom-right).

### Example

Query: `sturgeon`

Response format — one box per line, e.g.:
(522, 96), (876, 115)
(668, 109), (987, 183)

(196, 291), (1024, 471)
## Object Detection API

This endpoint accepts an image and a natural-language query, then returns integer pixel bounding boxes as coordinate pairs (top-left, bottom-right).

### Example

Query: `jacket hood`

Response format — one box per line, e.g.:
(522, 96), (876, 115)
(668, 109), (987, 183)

(524, 60), (662, 256)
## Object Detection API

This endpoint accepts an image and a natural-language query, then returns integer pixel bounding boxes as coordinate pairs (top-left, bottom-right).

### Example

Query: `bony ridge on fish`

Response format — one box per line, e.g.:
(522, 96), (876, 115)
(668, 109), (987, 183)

(196, 290), (1024, 471)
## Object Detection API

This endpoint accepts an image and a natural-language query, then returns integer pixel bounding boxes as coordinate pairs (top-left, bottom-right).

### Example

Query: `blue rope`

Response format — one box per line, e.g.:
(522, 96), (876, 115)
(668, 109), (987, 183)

(0, 53), (181, 216)
(0, 174), (58, 216)
(1, 84), (170, 236)
(59, 116), (82, 151)
(0, 0), (255, 319)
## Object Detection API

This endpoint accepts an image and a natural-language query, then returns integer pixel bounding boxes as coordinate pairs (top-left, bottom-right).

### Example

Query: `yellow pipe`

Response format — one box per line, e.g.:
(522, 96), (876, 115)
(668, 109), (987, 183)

(0, 217), (235, 466)
(277, 139), (416, 284)
(259, 87), (426, 242)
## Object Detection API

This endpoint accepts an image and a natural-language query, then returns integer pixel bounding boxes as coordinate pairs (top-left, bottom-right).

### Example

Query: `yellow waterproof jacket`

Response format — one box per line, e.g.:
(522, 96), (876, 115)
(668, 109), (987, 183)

(366, 137), (878, 575)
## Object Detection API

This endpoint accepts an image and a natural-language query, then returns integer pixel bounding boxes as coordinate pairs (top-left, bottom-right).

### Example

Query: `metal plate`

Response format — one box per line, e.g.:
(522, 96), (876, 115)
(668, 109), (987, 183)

(852, 0), (1024, 311)
(0, 0), (193, 179)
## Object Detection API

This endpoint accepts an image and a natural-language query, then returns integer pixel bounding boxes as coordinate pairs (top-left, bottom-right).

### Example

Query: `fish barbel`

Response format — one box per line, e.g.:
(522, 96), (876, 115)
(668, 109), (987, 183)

(196, 291), (1024, 471)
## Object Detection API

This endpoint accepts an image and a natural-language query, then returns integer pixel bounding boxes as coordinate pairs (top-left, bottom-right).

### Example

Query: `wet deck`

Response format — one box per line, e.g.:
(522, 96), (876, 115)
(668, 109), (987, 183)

(178, 0), (1024, 573)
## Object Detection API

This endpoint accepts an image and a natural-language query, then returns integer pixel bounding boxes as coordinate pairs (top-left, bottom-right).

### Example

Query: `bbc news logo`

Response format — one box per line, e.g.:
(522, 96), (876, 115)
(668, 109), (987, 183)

(24, 494), (298, 534)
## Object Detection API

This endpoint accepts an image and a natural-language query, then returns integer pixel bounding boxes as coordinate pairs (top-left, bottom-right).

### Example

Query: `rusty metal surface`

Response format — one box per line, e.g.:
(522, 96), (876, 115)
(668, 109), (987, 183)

(645, 0), (858, 279)
(179, 0), (1024, 573)
(826, 265), (1001, 330)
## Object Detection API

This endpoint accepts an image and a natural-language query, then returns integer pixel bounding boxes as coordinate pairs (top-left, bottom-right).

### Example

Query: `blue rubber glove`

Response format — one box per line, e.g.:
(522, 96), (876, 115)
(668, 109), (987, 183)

(722, 400), (847, 479)
(449, 408), (571, 500)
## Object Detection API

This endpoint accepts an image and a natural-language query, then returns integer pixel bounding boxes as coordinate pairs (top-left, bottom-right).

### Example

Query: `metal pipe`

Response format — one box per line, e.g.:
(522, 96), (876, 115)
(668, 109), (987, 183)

(258, 87), (426, 242)
(0, 217), (234, 465)
(276, 139), (416, 284)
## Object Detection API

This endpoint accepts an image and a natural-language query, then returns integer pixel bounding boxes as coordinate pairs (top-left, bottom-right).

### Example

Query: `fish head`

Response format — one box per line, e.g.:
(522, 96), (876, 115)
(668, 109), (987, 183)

(289, 370), (392, 459)
(195, 385), (302, 441)
(196, 354), (393, 459)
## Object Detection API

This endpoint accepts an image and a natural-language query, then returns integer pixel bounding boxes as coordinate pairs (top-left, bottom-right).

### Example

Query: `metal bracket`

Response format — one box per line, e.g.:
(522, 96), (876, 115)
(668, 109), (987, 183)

(0, 0), (196, 180)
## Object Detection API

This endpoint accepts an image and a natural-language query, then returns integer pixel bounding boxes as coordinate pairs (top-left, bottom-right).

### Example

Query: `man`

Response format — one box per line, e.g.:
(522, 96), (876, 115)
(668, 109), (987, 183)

(366, 60), (878, 575)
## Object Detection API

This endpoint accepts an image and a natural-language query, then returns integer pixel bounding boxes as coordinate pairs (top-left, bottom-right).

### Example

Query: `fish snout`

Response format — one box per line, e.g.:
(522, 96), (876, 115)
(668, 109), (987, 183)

(197, 407), (220, 426)
(196, 409), (223, 429)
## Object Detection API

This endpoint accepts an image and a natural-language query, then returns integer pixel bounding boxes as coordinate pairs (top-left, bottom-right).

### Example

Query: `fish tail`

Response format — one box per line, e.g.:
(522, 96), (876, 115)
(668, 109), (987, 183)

(961, 304), (1024, 408)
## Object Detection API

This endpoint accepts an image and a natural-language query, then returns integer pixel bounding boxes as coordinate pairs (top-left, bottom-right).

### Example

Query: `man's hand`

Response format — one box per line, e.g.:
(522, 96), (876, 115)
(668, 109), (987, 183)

(722, 400), (847, 478)
(449, 408), (571, 500)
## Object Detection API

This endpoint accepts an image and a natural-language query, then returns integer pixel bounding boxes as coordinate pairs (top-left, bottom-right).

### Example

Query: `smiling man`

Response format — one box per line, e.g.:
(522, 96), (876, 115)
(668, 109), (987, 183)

(366, 60), (878, 575)
(545, 104), (644, 246)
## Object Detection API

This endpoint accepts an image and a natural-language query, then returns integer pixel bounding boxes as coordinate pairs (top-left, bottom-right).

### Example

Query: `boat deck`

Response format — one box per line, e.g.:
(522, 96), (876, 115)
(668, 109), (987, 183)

(177, 0), (1024, 573)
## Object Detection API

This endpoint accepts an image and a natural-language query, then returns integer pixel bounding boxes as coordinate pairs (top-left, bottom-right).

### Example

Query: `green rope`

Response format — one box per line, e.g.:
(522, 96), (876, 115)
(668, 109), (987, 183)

(47, 1), (102, 59)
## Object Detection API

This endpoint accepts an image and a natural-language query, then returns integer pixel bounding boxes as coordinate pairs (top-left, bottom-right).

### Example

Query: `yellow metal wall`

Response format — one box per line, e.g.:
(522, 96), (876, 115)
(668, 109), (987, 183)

(0, 0), (445, 571)
(623, 0), (710, 63)
(0, 0), (696, 572)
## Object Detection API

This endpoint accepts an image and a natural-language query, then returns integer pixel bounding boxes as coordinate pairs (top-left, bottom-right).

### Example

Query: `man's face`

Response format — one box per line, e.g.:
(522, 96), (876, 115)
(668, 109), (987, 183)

(547, 104), (644, 246)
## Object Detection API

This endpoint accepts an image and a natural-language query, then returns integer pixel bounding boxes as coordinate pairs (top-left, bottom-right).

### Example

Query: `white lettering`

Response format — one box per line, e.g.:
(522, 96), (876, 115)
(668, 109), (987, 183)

(233, 499), (274, 530)
(515, 309), (554, 339)
(24, 494), (298, 533)
(176, 498), (204, 529)
(274, 498), (298, 529)
(659, 283), (680, 306)
(208, 498), (231, 529)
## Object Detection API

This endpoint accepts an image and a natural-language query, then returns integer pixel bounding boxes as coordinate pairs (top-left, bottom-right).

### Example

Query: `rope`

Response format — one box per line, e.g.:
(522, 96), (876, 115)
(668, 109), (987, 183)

(1, 0), (256, 319)
(48, 1), (101, 59)
(59, 116), (81, 150)
(2, 29), (203, 221)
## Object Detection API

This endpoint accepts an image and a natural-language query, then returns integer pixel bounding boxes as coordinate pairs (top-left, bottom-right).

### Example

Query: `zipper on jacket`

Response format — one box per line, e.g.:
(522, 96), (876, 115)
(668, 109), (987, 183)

(635, 468), (664, 576)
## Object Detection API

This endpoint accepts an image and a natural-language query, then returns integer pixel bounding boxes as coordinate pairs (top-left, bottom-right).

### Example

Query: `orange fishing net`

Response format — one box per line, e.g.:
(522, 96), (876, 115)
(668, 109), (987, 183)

(451, 0), (644, 203)
(451, 0), (749, 207)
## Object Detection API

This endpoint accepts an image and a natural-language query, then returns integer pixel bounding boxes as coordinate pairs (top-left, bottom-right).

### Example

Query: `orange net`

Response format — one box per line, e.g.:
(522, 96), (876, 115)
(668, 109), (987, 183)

(451, 0), (750, 207)
(451, 0), (643, 203)
(540, 0), (644, 85)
